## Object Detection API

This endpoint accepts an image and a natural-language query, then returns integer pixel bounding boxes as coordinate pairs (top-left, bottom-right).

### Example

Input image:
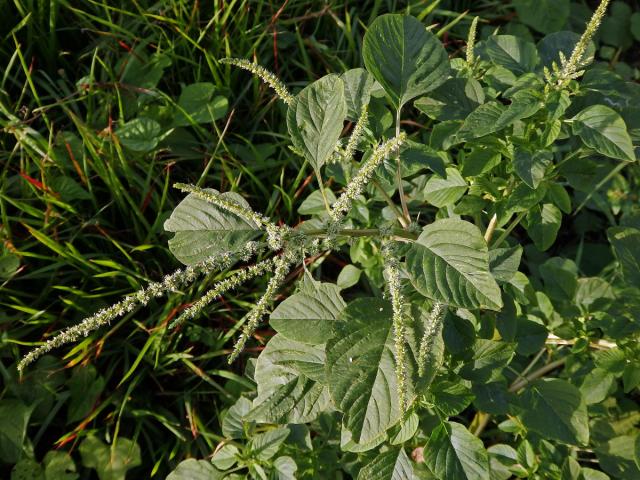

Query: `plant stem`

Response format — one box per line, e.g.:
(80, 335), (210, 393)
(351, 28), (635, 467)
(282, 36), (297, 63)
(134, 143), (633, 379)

(492, 211), (527, 248)
(395, 108), (410, 226)
(371, 178), (410, 228)
(314, 168), (332, 215)
(303, 227), (418, 241)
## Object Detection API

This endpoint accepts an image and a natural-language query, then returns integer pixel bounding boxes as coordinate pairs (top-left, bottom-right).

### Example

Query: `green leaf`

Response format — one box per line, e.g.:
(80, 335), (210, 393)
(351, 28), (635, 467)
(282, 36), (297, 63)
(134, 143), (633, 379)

(164, 188), (261, 265)
(456, 102), (506, 141)
(248, 427), (290, 461)
(513, 149), (551, 189)
(0, 400), (32, 464)
(430, 380), (475, 416)
(495, 89), (544, 130)
(524, 203), (562, 251)
(117, 117), (162, 152)
(415, 77), (484, 121)
(400, 141), (447, 177)
(79, 436), (141, 480)
(489, 246), (522, 283)
(424, 421), (490, 480)
(11, 458), (44, 480)
(406, 219), (503, 310)
(211, 444), (239, 470)
(287, 74), (347, 171)
(485, 35), (539, 75)
(632, 12), (640, 41)
(571, 105), (635, 162)
(270, 277), (345, 344)
(66, 365), (105, 423)
(607, 226), (640, 285)
(596, 435), (640, 478)
(167, 459), (224, 480)
(357, 449), (414, 480)
(172, 82), (228, 127)
(49, 176), (91, 201)
(337, 264), (362, 290)
(461, 147), (501, 177)
(341, 68), (375, 120)
(273, 456), (297, 480)
(579, 368), (615, 405)
(0, 251), (20, 279)
(326, 299), (437, 444)
(423, 168), (467, 208)
(247, 335), (331, 424)
(362, 14), (450, 109)
(514, 0), (570, 33)
(459, 339), (515, 382)
(517, 378), (589, 446)
(43, 451), (78, 480)
(222, 396), (252, 439)
(390, 413), (420, 445)
(298, 189), (336, 216)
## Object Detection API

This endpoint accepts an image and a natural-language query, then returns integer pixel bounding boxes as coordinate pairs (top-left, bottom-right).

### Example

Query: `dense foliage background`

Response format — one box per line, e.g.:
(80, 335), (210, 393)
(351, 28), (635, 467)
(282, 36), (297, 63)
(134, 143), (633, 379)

(1, 1), (640, 478)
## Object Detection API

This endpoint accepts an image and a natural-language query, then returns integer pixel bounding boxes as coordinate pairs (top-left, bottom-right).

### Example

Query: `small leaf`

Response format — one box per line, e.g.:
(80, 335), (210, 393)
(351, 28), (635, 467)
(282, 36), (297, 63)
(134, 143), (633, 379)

(430, 380), (475, 416)
(166, 459), (224, 480)
(222, 397), (252, 439)
(406, 219), (503, 310)
(211, 444), (239, 470)
(248, 427), (290, 461)
(164, 188), (261, 265)
(460, 339), (515, 383)
(390, 413), (420, 445)
(423, 168), (468, 208)
(538, 31), (595, 70)
(270, 278), (345, 344)
(66, 365), (105, 423)
(424, 421), (490, 480)
(517, 378), (589, 446)
(172, 82), (228, 126)
(461, 147), (501, 177)
(357, 449), (414, 480)
(79, 436), (141, 480)
(524, 203), (562, 251)
(0, 400), (32, 464)
(117, 117), (162, 152)
(298, 189), (336, 216)
(43, 451), (78, 480)
(485, 35), (539, 75)
(415, 77), (484, 121)
(514, 0), (570, 33)
(571, 105), (635, 162)
(337, 265), (362, 290)
(273, 456), (297, 480)
(362, 14), (450, 109)
(287, 74), (347, 171)
(456, 102), (506, 141)
(489, 246), (522, 283)
(513, 149), (552, 189)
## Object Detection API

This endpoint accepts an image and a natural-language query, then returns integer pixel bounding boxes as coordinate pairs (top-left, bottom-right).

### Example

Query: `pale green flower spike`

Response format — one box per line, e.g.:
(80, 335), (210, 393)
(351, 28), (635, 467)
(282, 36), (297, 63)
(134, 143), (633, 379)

(170, 257), (276, 329)
(18, 242), (260, 373)
(220, 58), (294, 105)
(418, 302), (446, 377)
(466, 16), (479, 66)
(330, 133), (407, 223)
(556, 0), (610, 86)
(383, 242), (408, 413)
(229, 253), (293, 363)
(328, 105), (369, 164)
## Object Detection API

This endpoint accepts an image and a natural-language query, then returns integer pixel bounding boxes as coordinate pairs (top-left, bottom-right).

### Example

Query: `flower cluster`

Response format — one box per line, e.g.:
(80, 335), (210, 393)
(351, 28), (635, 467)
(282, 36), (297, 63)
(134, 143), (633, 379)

(418, 302), (446, 377)
(220, 58), (294, 105)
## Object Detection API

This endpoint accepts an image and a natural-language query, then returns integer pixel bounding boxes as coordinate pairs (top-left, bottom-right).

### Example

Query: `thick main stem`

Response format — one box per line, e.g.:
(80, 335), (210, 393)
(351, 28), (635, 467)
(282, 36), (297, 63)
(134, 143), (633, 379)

(395, 108), (410, 227)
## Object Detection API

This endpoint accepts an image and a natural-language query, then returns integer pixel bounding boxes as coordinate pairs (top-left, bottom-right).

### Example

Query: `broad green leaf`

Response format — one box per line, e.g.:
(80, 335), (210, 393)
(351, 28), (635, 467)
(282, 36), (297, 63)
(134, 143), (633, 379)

(513, 149), (551, 189)
(539, 257), (578, 301)
(79, 437), (141, 480)
(390, 413), (420, 445)
(538, 31), (595, 69)
(514, 0), (570, 33)
(485, 35), (539, 75)
(524, 203), (562, 251)
(43, 451), (78, 480)
(270, 277), (345, 344)
(164, 188), (261, 265)
(211, 444), (239, 470)
(459, 339), (515, 382)
(495, 89), (544, 130)
(0, 400), (32, 464)
(172, 82), (228, 127)
(273, 456), (297, 480)
(362, 14), (450, 109)
(423, 168), (467, 207)
(0, 251), (20, 279)
(326, 299), (440, 443)
(489, 246), (522, 283)
(10, 458), (43, 480)
(287, 74), (347, 170)
(117, 117), (162, 152)
(49, 176), (91, 201)
(607, 226), (640, 285)
(580, 368), (615, 405)
(424, 421), (490, 480)
(456, 102), (506, 142)
(337, 264), (362, 289)
(247, 335), (331, 424)
(167, 459), (224, 480)
(297, 189), (336, 216)
(596, 435), (640, 478)
(518, 378), (589, 445)
(461, 147), (502, 177)
(415, 77), (484, 121)
(341, 68), (375, 120)
(571, 105), (635, 162)
(357, 449), (414, 480)
(406, 219), (503, 310)
(400, 141), (447, 177)
(248, 427), (290, 461)
(222, 396), (253, 439)
(119, 49), (170, 89)
(430, 380), (475, 416)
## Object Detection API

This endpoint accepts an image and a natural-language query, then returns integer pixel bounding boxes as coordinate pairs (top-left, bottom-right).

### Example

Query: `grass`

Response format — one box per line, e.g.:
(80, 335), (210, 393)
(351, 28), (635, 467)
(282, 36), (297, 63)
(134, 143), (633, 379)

(1, 0), (623, 477)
